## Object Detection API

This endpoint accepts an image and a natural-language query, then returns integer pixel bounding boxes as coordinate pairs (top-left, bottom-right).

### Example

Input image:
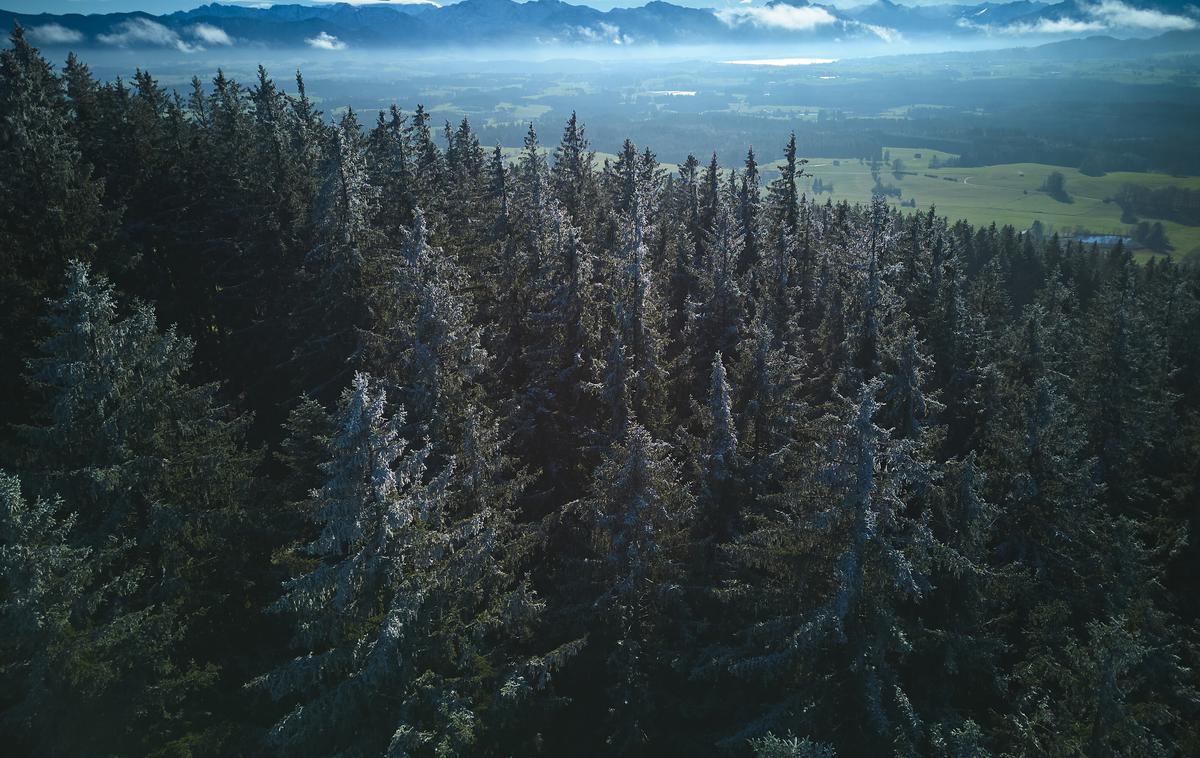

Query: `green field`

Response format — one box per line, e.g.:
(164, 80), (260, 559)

(784, 148), (1200, 260)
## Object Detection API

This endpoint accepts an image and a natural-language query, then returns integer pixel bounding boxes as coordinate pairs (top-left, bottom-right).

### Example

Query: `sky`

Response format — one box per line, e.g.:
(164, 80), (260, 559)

(1, 0), (985, 16)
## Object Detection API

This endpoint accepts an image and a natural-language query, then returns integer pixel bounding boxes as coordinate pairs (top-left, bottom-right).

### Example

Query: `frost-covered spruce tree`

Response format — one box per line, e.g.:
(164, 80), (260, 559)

(803, 383), (932, 753)
(879, 329), (943, 443)
(986, 309), (1104, 603)
(928, 254), (984, 455)
(760, 134), (810, 326)
(444, 118), (487, 237)
(512, 209), (600, 496)
(686, 195), (746, 389)
(843, 196), (902, 390)
(568, 423), (695, 753)
(706, 353), (739, 487)
(0, 473), (97, 754)
(911, 452), (1005, 744)
(590, 315), (635, 446)
(369, 208), (486, 458)
(485, 125), (566, 407)
(737, 146), (762, 278)
(511, 122), (569, 321)
(275, 396), (337, 553)
(698, 152), (722, 237)
(612, 204), (669, 434)
(666, 154), (702, 341)
(750, 733), (837, 758)
(982, 351), (1191, 753)
(767, 133), (802, 240)
(550, 222), (597, 402)
(257, 372), (448, 753)
(297, 110), (378, 397)
(758, 219), (797, 349)
(733, 314), (811, 505)
(259, 372), (554, 755)
(367, 105), (416, 236)
(315, 111), (376, 281)
(809, 248), (851, 403)
(404, 104), (445, 213)
(15, 261), (258, 754)
(551, 111), (596, 226)
(718, 380), (933, 752)
(698, 352), (740, 545)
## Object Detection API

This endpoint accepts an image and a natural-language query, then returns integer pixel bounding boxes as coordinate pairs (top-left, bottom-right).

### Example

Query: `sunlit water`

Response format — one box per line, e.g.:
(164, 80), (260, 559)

(722, 57), (838, 66)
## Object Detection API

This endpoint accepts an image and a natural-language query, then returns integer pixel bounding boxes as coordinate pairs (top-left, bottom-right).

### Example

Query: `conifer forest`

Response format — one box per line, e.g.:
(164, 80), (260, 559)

(3, 26), (1200, 757)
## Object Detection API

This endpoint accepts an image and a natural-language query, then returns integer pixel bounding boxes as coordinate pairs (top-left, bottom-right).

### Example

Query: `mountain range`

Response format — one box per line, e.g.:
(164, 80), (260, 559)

(2, 0), (1198, 50)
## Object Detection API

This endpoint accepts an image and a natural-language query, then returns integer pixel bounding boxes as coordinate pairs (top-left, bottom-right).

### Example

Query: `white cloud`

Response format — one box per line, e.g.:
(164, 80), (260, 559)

(1091, 0), (1198, 31)
(575, 22), (633, 44)
(859, 22), (901, 42)
(306, 31), (347, 50)
(1001, 17), (1107, 34)
(716, 4), (839, 32)
(190, 24), (233, 46)
(27, 23), (83, 45)
(98, 18), (199, 53)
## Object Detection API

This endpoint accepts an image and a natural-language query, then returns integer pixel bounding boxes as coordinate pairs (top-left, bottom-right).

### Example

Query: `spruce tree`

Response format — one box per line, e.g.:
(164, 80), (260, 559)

(686, 195), (746, 386)
(14, 261), (259, 754)
(566, 424), (695, 752)
(0, 473), (98, 754)
(697, 352), (741, 545)
(551, 111), (596, 226)
(737, 146), (762, 278)
(719, 381), (933, 752)
(295, 111), (377, 398)
(258, 373), (559, 755)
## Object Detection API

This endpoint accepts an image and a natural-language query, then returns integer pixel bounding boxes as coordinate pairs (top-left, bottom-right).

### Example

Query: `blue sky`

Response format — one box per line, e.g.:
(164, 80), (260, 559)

(2, 0), (970, 15)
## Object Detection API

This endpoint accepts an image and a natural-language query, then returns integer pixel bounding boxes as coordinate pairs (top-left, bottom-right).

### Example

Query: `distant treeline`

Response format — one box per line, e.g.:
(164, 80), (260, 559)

(1115, 183), (1200, 226)
(956, 132), (1200, 176)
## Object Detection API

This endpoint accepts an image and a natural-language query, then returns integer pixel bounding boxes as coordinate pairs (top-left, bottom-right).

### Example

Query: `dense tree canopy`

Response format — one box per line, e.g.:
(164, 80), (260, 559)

(1, 30), (1198, 756)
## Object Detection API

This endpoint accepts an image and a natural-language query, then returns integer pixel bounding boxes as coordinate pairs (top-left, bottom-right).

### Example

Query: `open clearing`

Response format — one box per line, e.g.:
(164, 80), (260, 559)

(775, 148), (1200, 259)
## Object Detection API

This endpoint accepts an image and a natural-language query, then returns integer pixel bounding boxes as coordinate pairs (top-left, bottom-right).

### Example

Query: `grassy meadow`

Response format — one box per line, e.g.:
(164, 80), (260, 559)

(791, 147), (1200, 259)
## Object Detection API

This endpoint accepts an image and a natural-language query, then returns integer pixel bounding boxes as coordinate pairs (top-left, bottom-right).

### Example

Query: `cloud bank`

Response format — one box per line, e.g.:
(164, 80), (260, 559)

(306, 31), (348, 50)
(575, 22), (633, 44)
(190, 24), (233, 46)
(1090, 0), (1198, 31)
(716, 4), (839, 32)
(98, 18), (200, 52)
(27, 23), (83, 45)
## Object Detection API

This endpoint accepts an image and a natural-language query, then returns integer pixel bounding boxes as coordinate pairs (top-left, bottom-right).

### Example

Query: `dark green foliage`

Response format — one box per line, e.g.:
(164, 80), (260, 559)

(1040, 170), (1071, 203)
(5, 261), (259, 754)
(1114, 183), (1200, 227)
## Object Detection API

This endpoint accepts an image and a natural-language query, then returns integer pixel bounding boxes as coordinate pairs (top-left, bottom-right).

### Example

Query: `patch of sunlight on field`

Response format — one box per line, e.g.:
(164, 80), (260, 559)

(766, 149), (1200, 258)
(489, 102), (554, 122)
